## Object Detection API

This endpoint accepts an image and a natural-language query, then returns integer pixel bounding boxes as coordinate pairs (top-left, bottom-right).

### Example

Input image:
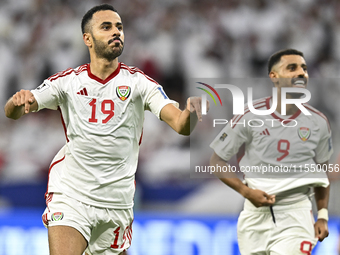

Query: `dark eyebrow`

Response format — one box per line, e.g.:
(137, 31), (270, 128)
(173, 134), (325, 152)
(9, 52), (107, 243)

(100, 21), (112, 26)
(100, 21), (123, 27)
(286, 63), (297, 69)
(286, 63), (308, 70)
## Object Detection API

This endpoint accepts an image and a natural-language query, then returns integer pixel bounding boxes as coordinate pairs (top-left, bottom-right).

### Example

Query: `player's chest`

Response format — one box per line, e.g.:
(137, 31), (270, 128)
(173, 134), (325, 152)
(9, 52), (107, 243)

(249, 118), (319, 154)
(66, 80), (142, 126)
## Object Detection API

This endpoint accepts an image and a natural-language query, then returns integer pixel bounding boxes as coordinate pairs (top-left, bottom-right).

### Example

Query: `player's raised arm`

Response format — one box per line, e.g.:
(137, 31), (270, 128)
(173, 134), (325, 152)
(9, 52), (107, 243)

(210, 152), (276, 207)
(314, 161), (330, 242)
(4, 89), (38, 120)
(160, 96), (207, 136)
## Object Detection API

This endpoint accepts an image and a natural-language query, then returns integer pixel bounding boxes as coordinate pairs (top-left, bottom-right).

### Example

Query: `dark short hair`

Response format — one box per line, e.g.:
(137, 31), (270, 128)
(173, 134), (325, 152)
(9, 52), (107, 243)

(267, 49), (304, 74)
(81, 4), (118, 34)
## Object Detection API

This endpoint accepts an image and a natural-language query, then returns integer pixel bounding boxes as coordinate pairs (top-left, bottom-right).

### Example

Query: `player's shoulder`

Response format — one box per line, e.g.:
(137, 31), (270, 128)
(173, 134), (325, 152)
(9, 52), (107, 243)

(303, 103), (327, 118)
(230, 97), (268, 128)
(46, 64), (88, 83)
(249, 97), (268, 111)
(119, 62), (158, 85)
(239, 96), (268, 118)
(303, 103), (331, 131)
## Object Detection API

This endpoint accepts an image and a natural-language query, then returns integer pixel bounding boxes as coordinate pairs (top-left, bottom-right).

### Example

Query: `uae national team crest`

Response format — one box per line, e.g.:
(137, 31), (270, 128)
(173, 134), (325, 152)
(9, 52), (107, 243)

(51, 212), (64, 222)
(298, 127), (311, 141)
(116, 86), (131, 101)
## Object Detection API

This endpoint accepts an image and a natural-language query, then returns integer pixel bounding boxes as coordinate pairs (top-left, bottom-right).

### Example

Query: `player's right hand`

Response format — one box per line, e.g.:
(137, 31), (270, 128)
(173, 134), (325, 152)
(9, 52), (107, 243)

(12, 89), (36, 114)
(186, 96), (210, 122)
(245, 189), (275, 207)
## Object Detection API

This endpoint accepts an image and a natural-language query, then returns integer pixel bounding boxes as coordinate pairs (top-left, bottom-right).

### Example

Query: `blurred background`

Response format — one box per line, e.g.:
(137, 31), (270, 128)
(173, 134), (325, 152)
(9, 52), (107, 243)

(1, 0), (340, 254)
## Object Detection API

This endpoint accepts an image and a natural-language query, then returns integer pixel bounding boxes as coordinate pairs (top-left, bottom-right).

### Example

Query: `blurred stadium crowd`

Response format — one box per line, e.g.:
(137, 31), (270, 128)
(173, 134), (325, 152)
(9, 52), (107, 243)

(1, 0), (340, 215)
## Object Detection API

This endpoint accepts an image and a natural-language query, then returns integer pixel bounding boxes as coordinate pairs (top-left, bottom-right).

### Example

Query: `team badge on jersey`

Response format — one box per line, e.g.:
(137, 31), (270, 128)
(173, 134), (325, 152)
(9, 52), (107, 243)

(298, 127), (311, 141)
(116, 86), (131, 101)
(51, 212), (64, 222)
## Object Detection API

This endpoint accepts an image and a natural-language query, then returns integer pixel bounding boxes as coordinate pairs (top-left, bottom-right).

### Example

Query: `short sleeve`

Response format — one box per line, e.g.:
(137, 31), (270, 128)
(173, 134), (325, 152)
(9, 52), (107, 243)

(315, 119), (333, 163)
(210, 116), (251, 162)
(137, 73), (178, 119)
(31, 79), (64, 111)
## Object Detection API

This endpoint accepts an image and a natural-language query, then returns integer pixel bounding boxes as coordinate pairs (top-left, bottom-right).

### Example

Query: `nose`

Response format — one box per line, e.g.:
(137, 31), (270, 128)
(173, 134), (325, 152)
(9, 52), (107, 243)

(297, 67), (307, 78)
(112, 27), (121, 37)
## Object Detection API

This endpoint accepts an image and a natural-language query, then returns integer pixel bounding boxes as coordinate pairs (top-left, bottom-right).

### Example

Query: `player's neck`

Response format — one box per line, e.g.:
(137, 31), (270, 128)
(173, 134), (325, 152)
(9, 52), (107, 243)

(276, 93), (299, 115)
(89, 57), (119, 81)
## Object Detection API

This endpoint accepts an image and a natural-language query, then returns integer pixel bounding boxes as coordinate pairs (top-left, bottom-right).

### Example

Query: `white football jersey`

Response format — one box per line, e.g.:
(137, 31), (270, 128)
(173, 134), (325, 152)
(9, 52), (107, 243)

(210, 97), (332, 197)
(31, 63), (178, 209)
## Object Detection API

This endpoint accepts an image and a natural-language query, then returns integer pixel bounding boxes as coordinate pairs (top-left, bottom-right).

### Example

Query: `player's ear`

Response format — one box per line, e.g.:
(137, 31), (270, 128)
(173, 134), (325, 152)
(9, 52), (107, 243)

(83, 33), (92, 47)
(269, 71), (278, 84)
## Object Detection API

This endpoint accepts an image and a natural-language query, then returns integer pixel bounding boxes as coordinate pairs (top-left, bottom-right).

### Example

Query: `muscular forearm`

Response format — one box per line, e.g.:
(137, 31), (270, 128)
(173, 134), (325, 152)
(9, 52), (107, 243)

(314, 185), (330, 210)
(210, 152), (275, 207)
(176, 109), (198, 136)
(160, 104), (198, 136)
(219, 176), (250, 198)
(160, 97), (205, 135)
(210, 152), (250, 197)
(314, 162), (330, 210)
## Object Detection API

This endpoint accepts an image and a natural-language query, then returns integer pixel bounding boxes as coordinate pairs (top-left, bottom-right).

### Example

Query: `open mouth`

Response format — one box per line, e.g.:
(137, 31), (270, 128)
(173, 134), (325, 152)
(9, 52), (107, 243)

(292, 78), (307, 88)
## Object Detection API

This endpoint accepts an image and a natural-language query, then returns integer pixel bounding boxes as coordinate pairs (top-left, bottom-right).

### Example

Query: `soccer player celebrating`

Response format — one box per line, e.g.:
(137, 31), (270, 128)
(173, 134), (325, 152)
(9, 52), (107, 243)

(4, 4), (204, 255)
(210, 49), (332, 254)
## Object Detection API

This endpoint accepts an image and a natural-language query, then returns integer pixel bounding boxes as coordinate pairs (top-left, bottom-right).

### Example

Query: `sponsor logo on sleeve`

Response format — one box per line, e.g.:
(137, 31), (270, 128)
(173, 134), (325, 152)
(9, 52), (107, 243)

(219, 133), (228, 141)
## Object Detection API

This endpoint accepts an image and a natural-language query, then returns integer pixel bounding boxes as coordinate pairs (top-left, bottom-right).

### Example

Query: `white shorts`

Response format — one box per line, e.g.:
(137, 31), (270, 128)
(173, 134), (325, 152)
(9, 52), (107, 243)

(237, 198), (318, 255)
(42, 193), (133, 255)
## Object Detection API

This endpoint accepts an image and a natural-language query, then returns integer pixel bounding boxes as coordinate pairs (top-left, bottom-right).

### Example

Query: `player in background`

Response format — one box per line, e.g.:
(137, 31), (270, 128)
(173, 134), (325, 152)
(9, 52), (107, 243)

(4, 4), (206, 255)
(210, 49), (331, 254)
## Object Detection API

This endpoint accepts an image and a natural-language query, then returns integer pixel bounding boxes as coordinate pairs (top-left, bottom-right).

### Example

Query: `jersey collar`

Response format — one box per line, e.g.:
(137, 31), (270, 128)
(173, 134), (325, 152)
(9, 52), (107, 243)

(87, 63), (121, 84)
(266, 96), (301, 122)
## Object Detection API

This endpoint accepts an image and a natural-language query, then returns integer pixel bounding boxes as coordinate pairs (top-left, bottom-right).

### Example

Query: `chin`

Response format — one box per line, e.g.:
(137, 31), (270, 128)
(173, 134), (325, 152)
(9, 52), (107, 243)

(287, 93), (304, 99)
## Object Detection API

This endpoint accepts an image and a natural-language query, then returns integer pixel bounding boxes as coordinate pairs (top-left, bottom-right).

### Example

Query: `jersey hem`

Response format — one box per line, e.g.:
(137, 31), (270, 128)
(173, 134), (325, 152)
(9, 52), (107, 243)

(48, 189), (135, 210)
(243, 196), (312, 212)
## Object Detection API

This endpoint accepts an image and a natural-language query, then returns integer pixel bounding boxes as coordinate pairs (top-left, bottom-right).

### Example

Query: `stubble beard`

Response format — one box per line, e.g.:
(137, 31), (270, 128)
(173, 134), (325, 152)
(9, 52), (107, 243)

(92, 35), (124, 62)
(278, 78), (305, 98)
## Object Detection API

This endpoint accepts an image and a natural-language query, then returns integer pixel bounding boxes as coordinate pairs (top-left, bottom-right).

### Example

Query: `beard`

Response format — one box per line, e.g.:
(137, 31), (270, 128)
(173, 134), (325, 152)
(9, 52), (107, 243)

(288, 77), (307, 98)
(92, 34), (124, 61)
(277, 78), (306, 98)
(287, 92), (304, 99)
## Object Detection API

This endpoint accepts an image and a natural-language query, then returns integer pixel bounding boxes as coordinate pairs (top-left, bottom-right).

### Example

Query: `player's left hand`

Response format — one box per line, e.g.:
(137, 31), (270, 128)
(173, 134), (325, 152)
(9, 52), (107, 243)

(314, 219), (329, 242)
(186, 97), (209, 122)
